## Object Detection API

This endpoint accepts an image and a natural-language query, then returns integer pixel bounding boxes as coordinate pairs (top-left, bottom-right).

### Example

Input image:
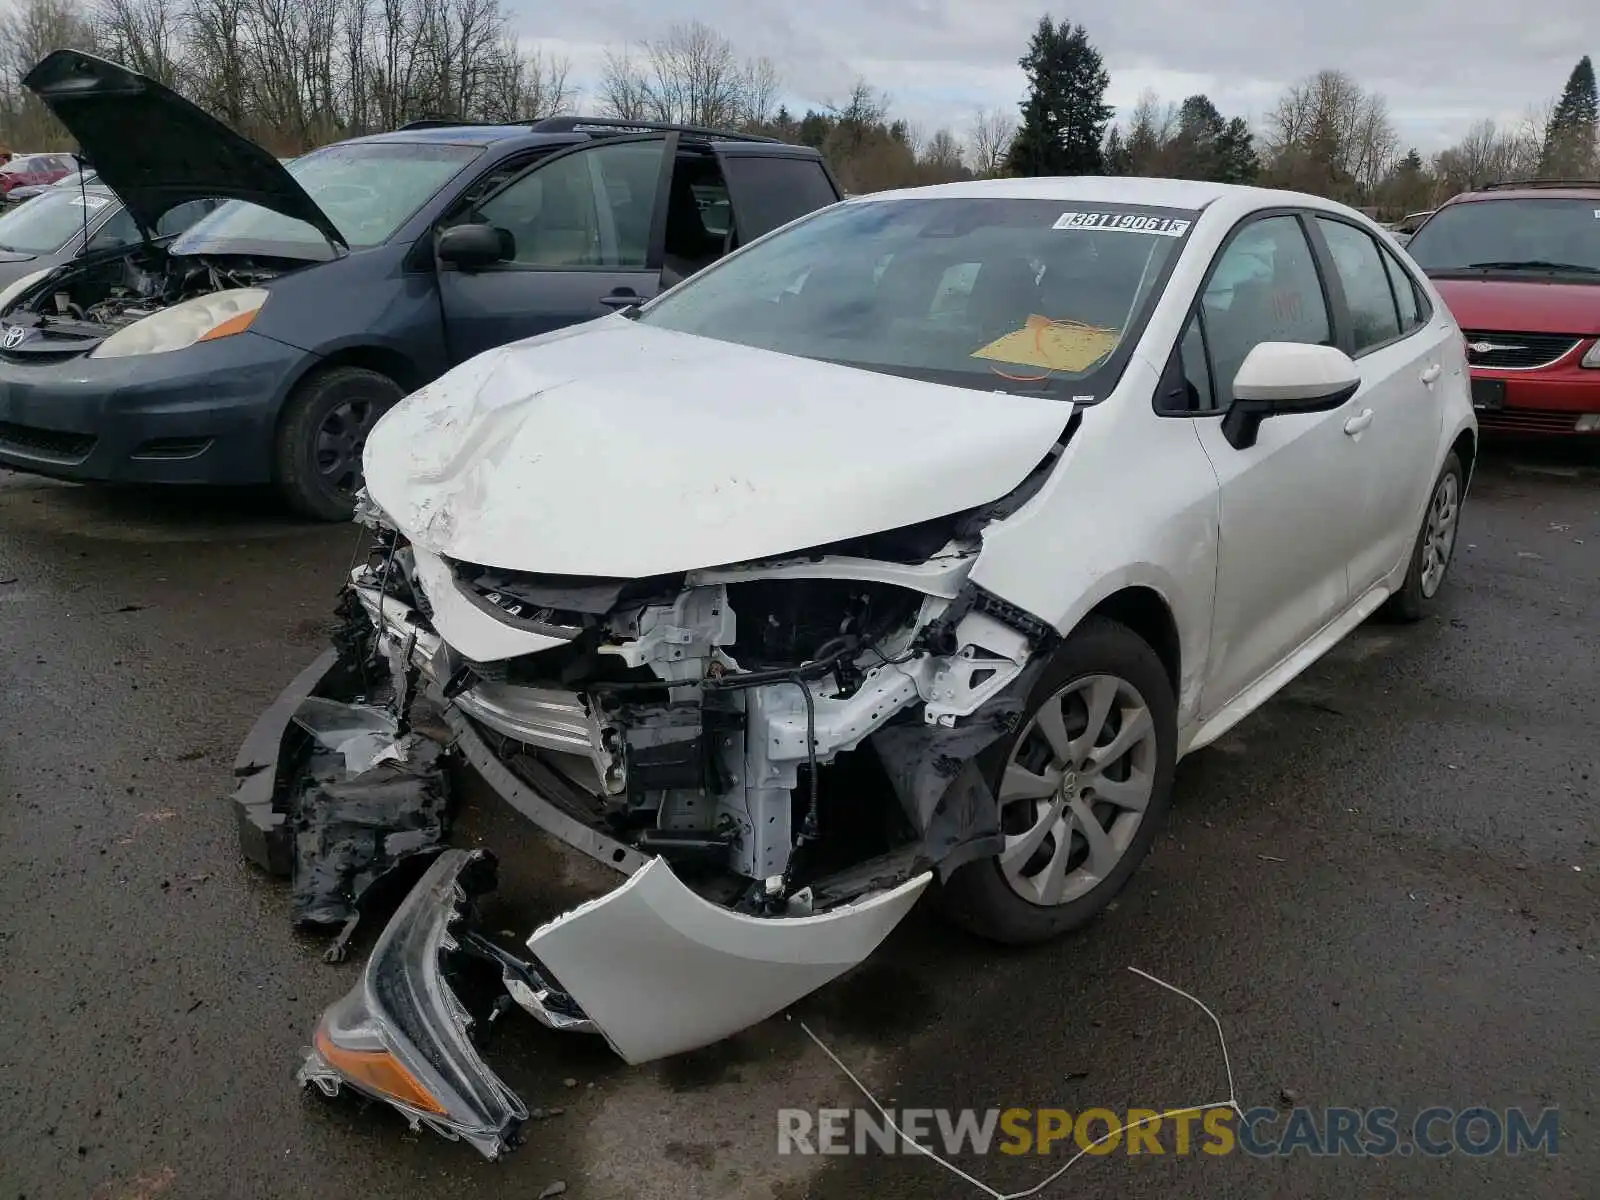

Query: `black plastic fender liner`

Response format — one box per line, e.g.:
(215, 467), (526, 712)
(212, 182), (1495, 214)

(231, 648), (340, 877)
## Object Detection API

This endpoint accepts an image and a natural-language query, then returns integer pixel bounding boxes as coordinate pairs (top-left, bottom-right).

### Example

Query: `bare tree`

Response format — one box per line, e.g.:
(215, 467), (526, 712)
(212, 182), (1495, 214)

(97, 0), (184, 87)
(968, 106), (1014, 176)
(1123, 88), (1178, 174)
(0, 0), (100, 147)
(1432, 109), (1545, 196)
(639, 20), (744, 128)
(1262, 69), (1397, 203)
(919, 126), (966, 182)
(739, 54), (779, 129)
(597, 46), (649, 120)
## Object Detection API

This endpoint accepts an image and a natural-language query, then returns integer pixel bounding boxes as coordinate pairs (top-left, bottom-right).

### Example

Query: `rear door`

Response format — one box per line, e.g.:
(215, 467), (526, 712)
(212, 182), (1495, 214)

(435, 135), (673, 362)
(711, 149), (842, 249)
(1307, 215), (1445, 593)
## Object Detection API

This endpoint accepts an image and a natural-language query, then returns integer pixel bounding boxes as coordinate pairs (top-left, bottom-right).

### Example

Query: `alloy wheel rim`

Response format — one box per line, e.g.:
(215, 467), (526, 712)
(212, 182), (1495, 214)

(1419, 472), (1460, 599)
(996, 674), (1158, 907)
(315, 396), (379, 494)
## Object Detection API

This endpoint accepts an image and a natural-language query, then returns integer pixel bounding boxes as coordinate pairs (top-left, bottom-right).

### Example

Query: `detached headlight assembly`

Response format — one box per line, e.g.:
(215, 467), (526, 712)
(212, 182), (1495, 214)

(1581, 339), (1600, 368)
(89, 287), (269, 359)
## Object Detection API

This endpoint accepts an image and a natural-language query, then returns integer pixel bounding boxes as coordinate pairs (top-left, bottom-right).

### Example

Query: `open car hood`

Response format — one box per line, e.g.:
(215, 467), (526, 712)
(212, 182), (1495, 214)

(22, 49), (345, 249)
(362, 319), (1072, 578)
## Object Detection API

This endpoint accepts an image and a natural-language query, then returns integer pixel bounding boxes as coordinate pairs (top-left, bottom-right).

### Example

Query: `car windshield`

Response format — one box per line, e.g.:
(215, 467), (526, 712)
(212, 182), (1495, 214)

(637, 197), (1197, 397)
(0, 188), (115, 253)
(2, 156), (49, 176)
(1405, 198), (1600, 274)
(172, 141), (483, 259)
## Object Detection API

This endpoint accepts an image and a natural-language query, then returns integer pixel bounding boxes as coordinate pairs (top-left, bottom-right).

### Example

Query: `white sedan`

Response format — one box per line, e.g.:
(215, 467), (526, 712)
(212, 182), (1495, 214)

(292, 176), (1475, 1153)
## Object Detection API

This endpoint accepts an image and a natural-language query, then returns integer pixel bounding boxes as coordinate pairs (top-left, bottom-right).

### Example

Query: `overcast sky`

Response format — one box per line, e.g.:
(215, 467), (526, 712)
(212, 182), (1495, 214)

(518, 0), (1590, 152)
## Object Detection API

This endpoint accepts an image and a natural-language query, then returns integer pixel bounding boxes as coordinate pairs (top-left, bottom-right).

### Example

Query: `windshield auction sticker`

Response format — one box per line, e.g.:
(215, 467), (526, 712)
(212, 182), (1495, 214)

(1054, 211), (1191, 237)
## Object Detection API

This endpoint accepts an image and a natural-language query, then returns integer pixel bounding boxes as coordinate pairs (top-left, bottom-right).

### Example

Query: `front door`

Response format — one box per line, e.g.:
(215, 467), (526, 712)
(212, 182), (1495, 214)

(436, 136), (672, 362)
(1187, 212), (1366, 716)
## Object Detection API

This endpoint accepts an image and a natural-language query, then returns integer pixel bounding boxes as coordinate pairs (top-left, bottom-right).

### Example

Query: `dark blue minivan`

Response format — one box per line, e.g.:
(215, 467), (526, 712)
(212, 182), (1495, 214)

(0, 50), (842, 517)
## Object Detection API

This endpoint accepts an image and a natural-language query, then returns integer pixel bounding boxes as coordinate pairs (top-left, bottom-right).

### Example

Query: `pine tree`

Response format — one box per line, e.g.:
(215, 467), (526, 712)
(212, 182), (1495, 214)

(1006, 16), (1114, 177)
(1103, 126), (1131, 175)
(1541, 56), (1598, 176)
(1214, 117), (1260, 184)
(1172, 94), (1224, 179)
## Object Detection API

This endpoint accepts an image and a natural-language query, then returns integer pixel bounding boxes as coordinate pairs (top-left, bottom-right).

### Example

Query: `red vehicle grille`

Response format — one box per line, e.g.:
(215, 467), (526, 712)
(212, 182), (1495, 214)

(1461, 331), (1582, 370)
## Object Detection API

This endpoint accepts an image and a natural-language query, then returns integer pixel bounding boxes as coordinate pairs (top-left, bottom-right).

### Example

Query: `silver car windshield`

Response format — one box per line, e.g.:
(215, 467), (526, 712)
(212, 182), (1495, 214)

(636, 196), (1199, 396)
(0, 188), (116, 254)
(172, 141), (483, 258)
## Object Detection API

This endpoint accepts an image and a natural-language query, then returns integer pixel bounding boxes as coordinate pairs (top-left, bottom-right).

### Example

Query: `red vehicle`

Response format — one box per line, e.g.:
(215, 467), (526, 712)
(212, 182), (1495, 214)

(0, 152), (73, 198)
(1403, 180), (1600, 436)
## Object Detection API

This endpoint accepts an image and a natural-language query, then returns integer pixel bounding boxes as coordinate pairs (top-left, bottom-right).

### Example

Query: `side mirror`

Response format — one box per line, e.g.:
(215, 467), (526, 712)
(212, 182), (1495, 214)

(1221, 342), (1360, 450)
(437, 222), (512, 270)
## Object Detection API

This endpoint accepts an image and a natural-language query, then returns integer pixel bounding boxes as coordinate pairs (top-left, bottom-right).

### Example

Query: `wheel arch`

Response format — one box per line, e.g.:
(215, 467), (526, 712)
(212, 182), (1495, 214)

(268, 345), (422, 474)
(1082, 585), (1182, 696)
(1450, 425), (1477, 488)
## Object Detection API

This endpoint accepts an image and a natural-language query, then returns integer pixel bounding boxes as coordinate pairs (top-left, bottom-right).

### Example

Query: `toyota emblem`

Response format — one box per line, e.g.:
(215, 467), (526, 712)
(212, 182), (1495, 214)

(2, 324), (24, 350)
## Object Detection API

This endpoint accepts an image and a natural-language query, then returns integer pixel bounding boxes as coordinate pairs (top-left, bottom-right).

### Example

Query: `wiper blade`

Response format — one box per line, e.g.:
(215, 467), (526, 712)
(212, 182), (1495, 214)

(1463, 260), (1600, 275)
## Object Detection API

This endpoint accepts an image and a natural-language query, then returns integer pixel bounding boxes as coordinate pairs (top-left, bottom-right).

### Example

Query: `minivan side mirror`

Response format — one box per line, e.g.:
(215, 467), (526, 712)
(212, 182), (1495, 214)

(1222, 341), (1361, 450)
(437, 222), (512, 270)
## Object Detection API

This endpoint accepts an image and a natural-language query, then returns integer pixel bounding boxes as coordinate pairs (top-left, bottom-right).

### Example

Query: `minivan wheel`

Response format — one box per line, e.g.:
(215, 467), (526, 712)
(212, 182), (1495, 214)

(940, 616), (1177, 946)
(274, 366), (403, 521)
(1381, 450), (1464, 623)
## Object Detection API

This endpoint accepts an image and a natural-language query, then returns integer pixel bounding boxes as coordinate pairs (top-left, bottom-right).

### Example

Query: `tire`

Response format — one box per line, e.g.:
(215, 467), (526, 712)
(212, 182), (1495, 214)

(940, 616), (1178, 945)
(1380, 451), (1464, 623)
(273, 366), (404, 522)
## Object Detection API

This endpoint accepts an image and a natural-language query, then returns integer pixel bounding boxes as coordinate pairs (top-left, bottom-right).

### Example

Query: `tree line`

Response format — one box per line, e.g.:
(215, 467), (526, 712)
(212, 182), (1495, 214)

(1, 0), (1595, 217)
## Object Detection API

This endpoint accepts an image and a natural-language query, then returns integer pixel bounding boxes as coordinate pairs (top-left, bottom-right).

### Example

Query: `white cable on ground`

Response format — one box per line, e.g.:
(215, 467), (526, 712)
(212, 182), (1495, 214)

(798, 965), (1247, 1199)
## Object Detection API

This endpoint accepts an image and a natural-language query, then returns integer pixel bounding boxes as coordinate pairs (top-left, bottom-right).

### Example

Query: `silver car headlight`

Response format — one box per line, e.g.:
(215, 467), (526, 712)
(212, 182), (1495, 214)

(89, 287), (269, 359)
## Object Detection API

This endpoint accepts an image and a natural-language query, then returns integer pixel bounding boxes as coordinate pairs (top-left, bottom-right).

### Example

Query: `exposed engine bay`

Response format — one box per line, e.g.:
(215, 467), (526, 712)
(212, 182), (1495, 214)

(2, 245), (294, 338)
(342, 481), (1064, 910)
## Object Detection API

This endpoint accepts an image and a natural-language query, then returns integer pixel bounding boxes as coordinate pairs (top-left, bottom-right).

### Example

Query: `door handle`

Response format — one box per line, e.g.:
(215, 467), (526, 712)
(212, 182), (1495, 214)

(599, 290), (640, 309)
(1344, 408), (1374, 436)
(1420, 363), (1441, 385)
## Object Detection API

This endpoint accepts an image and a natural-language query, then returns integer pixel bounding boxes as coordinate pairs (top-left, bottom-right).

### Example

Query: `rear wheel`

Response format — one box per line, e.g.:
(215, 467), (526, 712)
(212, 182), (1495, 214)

(274, 365), (403, 522)
(940, 616), (1177, 945)
(1381, 451), (1464, 622)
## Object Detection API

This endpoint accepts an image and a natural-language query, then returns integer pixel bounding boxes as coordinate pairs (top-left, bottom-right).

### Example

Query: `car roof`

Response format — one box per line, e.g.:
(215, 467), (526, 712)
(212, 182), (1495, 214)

(851, 175), (1362, 217)
(342, 125), (560, 148)
(334, 118), (813, 155)
(1444, 180), (1600, 205)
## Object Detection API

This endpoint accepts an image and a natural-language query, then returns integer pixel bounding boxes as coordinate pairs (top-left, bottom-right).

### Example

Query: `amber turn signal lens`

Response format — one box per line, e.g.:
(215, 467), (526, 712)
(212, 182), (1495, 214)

(197, 309), (259, 341)
(313, 1026), (446, 1115)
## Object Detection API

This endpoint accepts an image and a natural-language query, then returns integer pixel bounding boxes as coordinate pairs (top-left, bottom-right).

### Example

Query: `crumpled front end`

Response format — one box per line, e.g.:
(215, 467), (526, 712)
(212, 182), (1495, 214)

(293, 442), (1072, 1152)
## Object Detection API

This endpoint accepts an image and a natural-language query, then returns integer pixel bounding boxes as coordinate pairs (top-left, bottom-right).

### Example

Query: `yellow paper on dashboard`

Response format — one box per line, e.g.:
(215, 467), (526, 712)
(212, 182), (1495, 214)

(971, 315), (1121, 373)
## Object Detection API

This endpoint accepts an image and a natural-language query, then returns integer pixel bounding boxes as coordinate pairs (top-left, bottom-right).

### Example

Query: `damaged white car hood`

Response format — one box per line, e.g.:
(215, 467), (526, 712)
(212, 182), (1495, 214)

(362, 319), (1071, 578)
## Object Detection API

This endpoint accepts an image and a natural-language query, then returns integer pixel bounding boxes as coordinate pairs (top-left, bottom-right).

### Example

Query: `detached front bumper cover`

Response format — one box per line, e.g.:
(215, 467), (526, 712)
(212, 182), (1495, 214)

(298, 848), (529, 1160)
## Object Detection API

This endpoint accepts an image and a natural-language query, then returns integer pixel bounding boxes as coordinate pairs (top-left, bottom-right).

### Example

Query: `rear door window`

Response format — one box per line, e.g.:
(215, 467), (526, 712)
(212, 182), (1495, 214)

(1379, 244), (1424, 332)
(1315, 217), (1401, 353)
(717, 155), (840, 243)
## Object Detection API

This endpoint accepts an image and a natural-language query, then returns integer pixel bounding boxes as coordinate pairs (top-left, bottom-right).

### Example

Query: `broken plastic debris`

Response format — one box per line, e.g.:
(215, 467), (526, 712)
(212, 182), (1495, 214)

(293, 696), (401, 775)
(970, 315), (1120, 374)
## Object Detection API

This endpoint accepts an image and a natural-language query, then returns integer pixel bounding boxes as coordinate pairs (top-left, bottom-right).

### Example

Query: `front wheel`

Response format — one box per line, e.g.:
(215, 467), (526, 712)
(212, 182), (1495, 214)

(1381, 450), (1465, 622)
(940, 616), (1178, 945)
(274, 365), (404, 522)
